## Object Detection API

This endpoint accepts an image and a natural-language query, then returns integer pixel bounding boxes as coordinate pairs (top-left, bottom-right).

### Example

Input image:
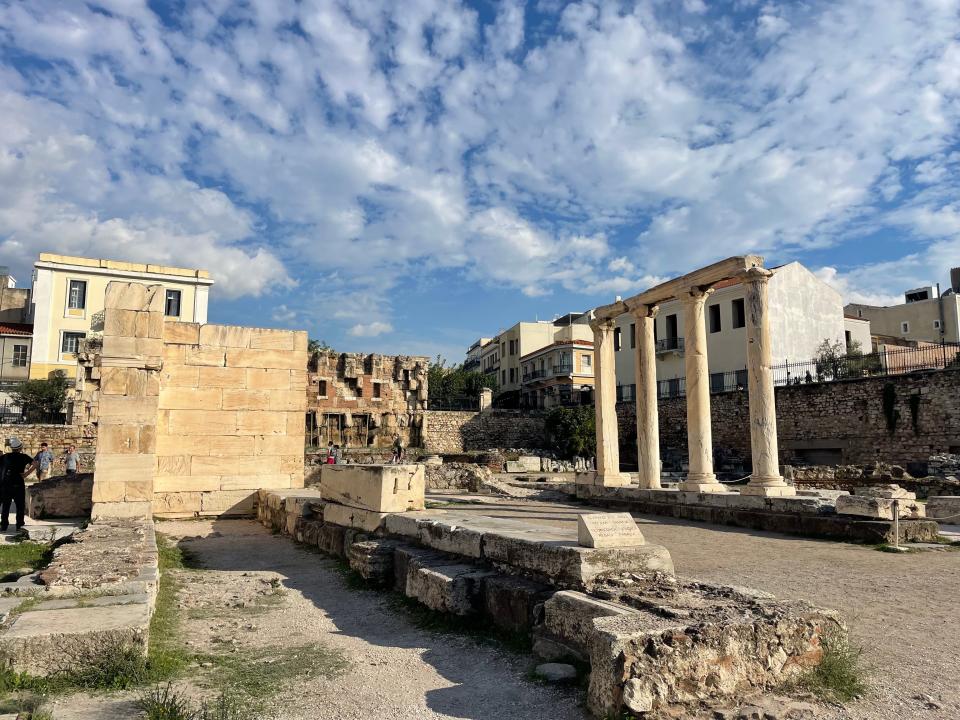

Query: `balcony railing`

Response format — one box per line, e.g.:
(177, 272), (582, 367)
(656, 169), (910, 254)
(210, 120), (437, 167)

(655, 337), (684, 354)
(553, 364), (574, 375)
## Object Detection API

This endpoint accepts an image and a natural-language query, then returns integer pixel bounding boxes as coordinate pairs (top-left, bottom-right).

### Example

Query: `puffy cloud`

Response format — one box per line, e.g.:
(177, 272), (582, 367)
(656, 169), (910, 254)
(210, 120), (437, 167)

(348, 321), (395, 337)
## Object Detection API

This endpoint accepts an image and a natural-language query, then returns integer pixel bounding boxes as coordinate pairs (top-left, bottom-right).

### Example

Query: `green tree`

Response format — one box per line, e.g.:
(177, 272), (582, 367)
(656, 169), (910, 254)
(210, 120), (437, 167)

(813, 338), (847, 381)
(427, 356), (496, 406)
(10, 370), (70, 421)
(544, 405), (595, 460)
(308, 339), (332, 354)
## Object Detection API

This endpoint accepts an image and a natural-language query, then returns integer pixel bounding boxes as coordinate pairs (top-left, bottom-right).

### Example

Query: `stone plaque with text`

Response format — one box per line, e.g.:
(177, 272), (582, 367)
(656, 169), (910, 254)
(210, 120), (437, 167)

(577, 513), (645, 548)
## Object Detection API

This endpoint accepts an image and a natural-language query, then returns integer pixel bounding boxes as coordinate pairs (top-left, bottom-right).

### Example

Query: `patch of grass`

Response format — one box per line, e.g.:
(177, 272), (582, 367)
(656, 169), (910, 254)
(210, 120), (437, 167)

(796, 630), (868, 703)
(147, 535), (195, 681)
(56, 637), (149, 690)
(0, 541), (53, 576)
(194, 643), (347, 704)
(0, 691), (53, 719)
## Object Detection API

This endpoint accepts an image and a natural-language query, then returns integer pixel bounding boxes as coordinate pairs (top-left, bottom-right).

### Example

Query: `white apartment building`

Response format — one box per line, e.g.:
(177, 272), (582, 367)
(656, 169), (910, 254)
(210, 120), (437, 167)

(612, 262), (852, 397)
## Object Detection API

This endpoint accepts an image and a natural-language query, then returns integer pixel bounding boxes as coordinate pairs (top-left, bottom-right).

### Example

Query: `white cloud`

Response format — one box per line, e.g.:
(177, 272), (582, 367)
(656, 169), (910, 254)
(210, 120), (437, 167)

(348, 321), (394, 337)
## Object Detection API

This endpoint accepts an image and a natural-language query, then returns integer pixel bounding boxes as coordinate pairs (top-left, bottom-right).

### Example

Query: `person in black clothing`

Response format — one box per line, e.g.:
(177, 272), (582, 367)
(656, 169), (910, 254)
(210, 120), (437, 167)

(1, 437), (34, 532)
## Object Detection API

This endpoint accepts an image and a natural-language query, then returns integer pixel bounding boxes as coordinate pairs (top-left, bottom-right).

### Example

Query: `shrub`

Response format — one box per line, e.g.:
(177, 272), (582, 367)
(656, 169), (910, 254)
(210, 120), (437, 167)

(798, 630), (868, 702)
(544, 405), (595, 460)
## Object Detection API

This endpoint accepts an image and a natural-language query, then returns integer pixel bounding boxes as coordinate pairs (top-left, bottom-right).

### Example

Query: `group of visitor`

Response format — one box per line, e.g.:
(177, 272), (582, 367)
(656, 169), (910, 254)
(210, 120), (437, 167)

(323, 435), (406, 464)
(0, 438), (82, 532)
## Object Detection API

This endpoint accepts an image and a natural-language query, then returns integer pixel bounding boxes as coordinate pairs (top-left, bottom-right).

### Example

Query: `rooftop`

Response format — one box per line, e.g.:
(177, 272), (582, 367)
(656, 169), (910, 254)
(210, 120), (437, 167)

(0, 322), (33, 336)
(37, 253), (212, 281)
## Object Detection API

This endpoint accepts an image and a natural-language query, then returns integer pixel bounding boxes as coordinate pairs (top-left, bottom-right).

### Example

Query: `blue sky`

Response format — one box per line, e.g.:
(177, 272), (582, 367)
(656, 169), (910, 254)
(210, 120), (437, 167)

(1, 0), (958, 362)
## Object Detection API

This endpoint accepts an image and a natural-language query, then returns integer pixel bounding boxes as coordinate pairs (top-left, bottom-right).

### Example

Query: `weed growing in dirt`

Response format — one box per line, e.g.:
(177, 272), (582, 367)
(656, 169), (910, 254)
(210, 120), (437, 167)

(147, 535), (198, 682)
(55, 637), (148, 690)
(138, 684), (252, 720)
(0, 690), (52, 718)
(797, 630), (868, 703)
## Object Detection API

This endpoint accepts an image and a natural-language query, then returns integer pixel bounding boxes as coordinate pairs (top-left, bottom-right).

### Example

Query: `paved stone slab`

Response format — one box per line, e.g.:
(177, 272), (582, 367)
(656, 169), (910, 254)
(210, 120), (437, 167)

(836, 494), (926, 520)
(577, 512), (645, 548)
(320, 464), (425, 512)
(926, 496), (960, 523)
(322, 503), (390, 532)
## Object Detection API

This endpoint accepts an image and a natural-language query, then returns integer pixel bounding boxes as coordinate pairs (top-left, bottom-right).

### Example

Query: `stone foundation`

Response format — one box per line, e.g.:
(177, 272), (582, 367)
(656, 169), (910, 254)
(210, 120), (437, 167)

(256, 488), (840, 716)
(27, 473), (94, 518)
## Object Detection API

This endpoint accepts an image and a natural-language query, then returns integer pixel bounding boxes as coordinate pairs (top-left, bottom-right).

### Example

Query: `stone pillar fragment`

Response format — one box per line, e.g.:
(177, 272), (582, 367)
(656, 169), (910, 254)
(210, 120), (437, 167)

(91, 282), (165, 519)
(582, 318), (629, 486)
(631, 305), (661, 489)
(739, 268), (795, 497)
(678, 288), (726, 493)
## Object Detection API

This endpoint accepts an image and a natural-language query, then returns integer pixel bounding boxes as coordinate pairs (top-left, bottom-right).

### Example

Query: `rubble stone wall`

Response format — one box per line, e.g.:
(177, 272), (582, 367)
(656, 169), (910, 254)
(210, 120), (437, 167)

(421, 410), (548, 453)
(308, 352), (427, 450)
(5, 424), (97, 467)
(616, 367), (960, 468)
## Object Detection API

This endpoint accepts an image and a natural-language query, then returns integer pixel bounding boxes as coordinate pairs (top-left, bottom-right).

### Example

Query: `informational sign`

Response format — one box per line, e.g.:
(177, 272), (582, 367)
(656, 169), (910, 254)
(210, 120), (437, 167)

(577, 513), (645, 548)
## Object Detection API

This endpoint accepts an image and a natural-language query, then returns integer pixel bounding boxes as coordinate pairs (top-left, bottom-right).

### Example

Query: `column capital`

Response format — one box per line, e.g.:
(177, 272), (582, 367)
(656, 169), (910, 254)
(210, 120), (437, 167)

(679, 286), (714, 305)
(589, 317), (616, 333)
(738, 266), (774, 285)
(627, 302), (659, 319)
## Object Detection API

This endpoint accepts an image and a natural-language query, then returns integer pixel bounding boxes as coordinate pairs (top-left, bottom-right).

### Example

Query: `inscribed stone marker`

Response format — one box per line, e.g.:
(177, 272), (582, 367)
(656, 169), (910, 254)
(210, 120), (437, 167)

(577, 513), (645, 548)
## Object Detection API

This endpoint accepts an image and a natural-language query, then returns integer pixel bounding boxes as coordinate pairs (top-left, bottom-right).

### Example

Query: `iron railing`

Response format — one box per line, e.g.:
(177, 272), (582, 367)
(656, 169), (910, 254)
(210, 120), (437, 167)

(655, 337), (684, 354)
(653, 342), (960, 399)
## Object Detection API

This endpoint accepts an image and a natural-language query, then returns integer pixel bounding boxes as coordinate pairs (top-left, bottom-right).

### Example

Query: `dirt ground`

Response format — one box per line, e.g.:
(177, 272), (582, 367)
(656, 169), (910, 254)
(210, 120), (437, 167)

(46, 498), (959, 720)
(48, 518), (588, 720)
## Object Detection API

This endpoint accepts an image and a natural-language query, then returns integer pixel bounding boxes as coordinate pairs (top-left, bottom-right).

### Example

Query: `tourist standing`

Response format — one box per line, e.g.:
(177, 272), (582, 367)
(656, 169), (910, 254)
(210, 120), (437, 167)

(63, 445), (80, 476)
(392, 434), (404, 463)
(33, 442), (54, 481)
(1, 437), (33, 531)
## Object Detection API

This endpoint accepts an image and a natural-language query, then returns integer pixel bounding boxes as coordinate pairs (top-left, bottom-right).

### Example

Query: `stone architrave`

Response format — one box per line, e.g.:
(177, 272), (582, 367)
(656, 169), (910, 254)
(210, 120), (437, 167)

(631, 304), (661, 489)
(585, 317), (630, 487)
(739, 267), (795, 497)
(677, 288), (727, 493)
(577, 513), (645, 548)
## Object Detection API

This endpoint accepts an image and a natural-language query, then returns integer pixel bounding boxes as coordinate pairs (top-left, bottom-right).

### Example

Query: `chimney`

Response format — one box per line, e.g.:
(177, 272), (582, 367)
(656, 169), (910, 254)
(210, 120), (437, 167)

(951, 267), (960, 294)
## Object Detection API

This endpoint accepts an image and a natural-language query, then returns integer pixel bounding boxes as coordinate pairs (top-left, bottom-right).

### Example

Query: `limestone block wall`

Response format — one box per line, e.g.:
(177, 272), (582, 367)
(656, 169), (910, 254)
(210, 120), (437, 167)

(421, 410), (548, 453)
(616, 367), (960, 469)
(153, 321), (308, 517)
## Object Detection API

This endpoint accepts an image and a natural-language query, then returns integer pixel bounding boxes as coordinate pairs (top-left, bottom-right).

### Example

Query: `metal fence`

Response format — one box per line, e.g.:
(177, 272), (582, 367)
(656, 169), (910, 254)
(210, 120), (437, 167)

(654, 342), (960, 399)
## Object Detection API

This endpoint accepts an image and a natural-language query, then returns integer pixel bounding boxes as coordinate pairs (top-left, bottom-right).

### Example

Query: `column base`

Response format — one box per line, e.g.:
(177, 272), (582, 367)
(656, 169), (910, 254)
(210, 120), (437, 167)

(740, 480), (796, 497)
(576, 471), (632, 487)
(678, 475), (729, 493)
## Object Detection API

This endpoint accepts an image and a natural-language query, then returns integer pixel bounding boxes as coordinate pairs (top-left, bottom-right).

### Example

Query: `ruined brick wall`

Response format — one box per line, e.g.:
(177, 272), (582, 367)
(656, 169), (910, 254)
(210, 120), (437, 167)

(422, 410), (547, 453)
(307, 352), (427, 450)
(616, 367), (960, 469)
(153, 322), (308, 517)
(7, 424), (97, 467)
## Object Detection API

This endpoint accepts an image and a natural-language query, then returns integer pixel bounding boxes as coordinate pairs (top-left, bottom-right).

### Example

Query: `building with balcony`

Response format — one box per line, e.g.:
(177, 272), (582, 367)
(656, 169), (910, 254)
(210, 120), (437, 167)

(464, 337), (492, 372)
(612, 262), (850, 398)
(520, 333), (595, 409)
(844, 267), (960, 346)
(29, 253), (214, 380)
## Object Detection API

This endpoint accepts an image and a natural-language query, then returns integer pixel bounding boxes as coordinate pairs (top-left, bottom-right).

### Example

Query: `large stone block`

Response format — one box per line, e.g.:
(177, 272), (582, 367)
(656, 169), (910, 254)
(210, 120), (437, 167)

(320, 464), (425, 513)
(160, 364), (200, 388)
(835, 495), (926, 520)
(236, 411), (287, 435)
(185, 347), (226, 367)
(154, 474), (222, 492)
(245, 368), (293, 390)
(191, 454), (279, 476)
(544, 590), (636, 653)
(163, 321), (201, 345)
(926, 496), (960, 523)
(483, 575), (554, 633)
(156, 434), (254, 457)
(94, 453), (157, 480)
(225, 348), (305, 370)
(197, 366), (247, 388)
(322, 502), (390, 532)
(98, 396), (158, 424)
(167, 410), (237, 436)
(158, 387), (222, 410)
(254, 435), (304, 456)
(200, 490), (256, 516)
(348, 539), (398, 583)
(199, 324), (253, 348)
(267, 390), (305, 412)
(153, 491), (202, 515)
(219, 474), (293, 491)
(404, 558), (494, 616)
(221, 389), (271, 410)
(248, 328), (296, 351)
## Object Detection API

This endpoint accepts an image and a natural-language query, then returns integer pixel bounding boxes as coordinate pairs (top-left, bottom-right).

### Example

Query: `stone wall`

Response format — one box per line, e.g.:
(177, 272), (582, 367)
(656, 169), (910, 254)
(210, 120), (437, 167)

(421, 410), (548, 453)
(153, 320), (308, 517)
(616, 367), (960, 469)
(5, 424), (97, 468)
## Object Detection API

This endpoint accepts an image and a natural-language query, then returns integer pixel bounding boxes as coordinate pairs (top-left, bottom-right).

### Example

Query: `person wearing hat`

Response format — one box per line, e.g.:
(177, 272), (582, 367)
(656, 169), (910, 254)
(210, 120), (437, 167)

(1, 437), (34, 531)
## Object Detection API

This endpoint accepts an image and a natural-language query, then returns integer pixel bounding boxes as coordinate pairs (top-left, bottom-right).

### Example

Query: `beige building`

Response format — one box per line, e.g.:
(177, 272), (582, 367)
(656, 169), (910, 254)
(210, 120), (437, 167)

(613, 262), (848, 397)
(845, 269), (960, 346)
(520, 335), (594, 409)
(474, 313), (591, 404)
(464, 337), (492, 372)
(0, 268), (31, 324)
(29, 253), (213, 380)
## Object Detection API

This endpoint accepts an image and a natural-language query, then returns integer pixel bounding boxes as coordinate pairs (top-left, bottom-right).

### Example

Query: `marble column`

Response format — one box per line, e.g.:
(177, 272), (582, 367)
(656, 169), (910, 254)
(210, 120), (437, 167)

(739, 267), (796, 497)
(632, 305), (661, 489)
(586, 317), (630, 486)
(678, 288), (727, 493)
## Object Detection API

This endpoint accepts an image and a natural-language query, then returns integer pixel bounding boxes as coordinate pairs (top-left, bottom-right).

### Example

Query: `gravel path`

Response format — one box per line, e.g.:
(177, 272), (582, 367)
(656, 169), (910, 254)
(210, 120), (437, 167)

(51, 518), (587, 720)
(437, 496), (960, 720)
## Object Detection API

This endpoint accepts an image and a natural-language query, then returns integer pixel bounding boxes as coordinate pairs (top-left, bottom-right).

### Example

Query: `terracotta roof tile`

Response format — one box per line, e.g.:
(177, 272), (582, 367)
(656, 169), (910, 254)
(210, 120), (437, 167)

(0, 322), (33, 336)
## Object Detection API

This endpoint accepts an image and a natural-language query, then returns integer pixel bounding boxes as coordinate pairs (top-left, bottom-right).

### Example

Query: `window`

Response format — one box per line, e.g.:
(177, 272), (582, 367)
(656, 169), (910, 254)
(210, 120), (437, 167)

(845, 330), (852, 345)
(502, 370), (507, 385)
(933, 320), (942, 330)
(709, 304), (721, 333)
(61, 332), (85, 355)
(165, 289), (182, 317)
(509, 368), (516, 383)
(901, 321), (910, 334)
(67, 279), (87, 310)
(629, 323), (636, 349)
(12, 344), (27, 368)
(710, 372), (725, 393)
(372, 382), (381, 399)
(732, 299), (745, 329)
(665, 313), (678, 339)
(318, 379), (328, 396)
(614, 327), (622, 351)
(582, 354), (592, 369)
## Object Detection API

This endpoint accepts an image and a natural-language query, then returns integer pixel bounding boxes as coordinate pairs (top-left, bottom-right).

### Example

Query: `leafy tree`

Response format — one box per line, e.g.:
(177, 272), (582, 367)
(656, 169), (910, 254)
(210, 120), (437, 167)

(308, 339), (332, 354)
(544, 405), (595, 460)
(427, 356), (496, 406)
(813, 339), (847, 381)
(10, 370), (70, 421)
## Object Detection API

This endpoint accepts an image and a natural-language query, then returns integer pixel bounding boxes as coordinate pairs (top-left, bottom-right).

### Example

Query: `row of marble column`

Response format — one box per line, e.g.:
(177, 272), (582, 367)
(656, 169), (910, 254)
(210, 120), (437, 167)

(589, 268), (795, 497)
